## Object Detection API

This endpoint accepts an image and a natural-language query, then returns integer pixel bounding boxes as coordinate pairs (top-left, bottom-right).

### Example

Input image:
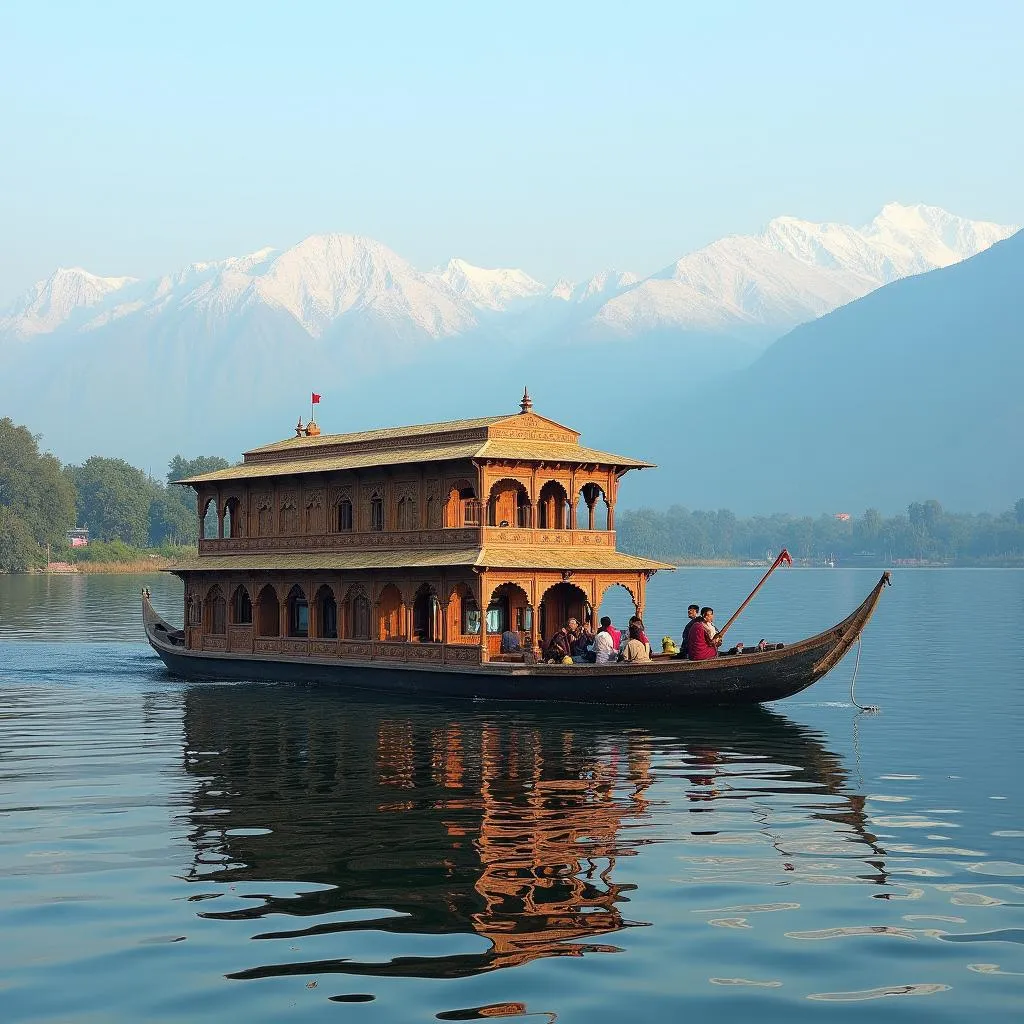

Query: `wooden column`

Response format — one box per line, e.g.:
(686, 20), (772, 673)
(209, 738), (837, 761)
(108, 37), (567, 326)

(478, 572), (488, 664)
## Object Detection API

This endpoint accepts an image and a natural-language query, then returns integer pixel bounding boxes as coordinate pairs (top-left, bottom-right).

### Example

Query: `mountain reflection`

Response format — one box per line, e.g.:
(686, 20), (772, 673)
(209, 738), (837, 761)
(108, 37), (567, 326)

(178, 686), (885, 981)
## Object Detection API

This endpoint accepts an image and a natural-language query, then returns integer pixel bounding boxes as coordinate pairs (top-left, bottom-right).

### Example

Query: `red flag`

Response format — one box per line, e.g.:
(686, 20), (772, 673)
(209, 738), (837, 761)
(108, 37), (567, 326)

(779, 548), (792, 566)
(311, 393), (321, 404)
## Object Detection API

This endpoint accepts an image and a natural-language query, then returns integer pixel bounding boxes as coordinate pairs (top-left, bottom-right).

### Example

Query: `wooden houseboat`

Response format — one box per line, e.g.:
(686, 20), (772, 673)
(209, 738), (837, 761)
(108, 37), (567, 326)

(144, 391), (891, 705)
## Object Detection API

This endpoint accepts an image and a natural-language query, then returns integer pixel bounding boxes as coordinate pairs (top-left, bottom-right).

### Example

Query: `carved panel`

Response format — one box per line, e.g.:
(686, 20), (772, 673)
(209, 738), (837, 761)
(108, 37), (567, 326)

(407, 645), (443, 662)
(310, 640), (339, 657)
(254, 639), (281, 654)
(375, 643), (409, 660)
(338, 641), (373, 658)
(445, 647), (480, 664)
(202, 635), (228, 652)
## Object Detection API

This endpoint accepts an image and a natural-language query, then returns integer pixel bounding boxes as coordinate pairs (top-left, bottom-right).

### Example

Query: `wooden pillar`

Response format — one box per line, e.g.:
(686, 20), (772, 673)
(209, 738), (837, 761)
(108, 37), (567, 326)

(307, 578), (316, 639)
(478, 572), (489, 664)
(279, 586), (288, 638)
(607, 502), (615, 531)
(587, 499), (596, 531)
(404, 601), (414, 642)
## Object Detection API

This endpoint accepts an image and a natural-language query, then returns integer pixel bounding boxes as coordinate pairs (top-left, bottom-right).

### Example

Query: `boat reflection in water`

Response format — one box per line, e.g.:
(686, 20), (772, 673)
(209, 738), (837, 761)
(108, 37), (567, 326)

(178, 686), (886, 983)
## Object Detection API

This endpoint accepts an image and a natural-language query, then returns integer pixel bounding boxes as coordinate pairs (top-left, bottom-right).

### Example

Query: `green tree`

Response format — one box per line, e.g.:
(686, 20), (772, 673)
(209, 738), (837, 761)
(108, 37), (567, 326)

(67, 457), (157, 546)
(0, 418), (77, 570)
(161, 454), (231, 545)
(167, 455), (231, 484)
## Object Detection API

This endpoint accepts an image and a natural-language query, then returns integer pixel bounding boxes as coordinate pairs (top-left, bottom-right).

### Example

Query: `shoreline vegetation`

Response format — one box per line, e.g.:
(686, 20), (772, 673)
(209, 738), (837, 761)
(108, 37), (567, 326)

(3, 416), (1024, 573)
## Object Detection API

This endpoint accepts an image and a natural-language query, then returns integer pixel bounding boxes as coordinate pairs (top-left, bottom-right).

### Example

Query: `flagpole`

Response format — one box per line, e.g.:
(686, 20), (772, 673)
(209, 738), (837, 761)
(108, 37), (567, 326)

(715, 548), (792, 641)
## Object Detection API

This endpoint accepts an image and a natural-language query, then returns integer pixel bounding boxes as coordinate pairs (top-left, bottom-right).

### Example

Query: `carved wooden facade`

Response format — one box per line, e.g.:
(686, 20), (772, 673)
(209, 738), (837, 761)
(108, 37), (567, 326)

(174, 399), (669, 665)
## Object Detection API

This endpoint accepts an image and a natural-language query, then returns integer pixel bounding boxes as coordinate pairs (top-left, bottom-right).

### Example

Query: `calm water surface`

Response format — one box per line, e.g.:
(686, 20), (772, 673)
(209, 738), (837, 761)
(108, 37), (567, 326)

(0, 570), (1022, 1022)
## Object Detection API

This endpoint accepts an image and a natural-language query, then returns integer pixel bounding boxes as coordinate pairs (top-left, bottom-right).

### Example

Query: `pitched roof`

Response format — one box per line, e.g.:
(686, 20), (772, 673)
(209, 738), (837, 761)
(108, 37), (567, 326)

(166, 547), (672, 573)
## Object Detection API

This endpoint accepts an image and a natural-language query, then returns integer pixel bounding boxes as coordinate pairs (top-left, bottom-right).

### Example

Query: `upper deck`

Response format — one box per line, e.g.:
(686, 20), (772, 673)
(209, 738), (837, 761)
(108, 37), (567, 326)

(177, 394), (661, 570)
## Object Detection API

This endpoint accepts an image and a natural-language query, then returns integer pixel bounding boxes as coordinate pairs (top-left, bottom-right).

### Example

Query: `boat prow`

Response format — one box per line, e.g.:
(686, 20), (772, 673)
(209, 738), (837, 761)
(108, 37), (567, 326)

(142, 572), (891, 708)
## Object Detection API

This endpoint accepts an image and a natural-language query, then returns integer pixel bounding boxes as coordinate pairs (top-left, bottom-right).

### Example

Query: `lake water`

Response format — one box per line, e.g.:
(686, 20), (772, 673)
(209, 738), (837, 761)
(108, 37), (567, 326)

(1, 569), (1022, 1022)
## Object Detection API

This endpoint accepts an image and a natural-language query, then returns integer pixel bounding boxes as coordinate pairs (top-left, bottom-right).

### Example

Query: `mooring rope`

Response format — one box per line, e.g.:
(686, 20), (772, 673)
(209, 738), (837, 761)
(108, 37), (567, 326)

(849, 634), (879, 712)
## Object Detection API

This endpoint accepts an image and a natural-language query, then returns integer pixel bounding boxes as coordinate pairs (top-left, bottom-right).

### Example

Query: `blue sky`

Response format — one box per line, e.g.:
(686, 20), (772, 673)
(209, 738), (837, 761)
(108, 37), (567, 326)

(1, 0), (1021, 302)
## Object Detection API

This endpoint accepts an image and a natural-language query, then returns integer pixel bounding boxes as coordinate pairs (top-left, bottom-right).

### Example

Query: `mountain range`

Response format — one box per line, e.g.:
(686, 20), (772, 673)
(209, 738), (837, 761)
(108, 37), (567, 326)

(0, 202), (1018, 513)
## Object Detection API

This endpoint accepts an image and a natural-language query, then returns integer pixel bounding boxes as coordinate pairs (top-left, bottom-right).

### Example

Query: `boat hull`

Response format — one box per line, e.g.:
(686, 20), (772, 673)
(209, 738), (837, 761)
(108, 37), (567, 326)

(143, 573), (890, 707)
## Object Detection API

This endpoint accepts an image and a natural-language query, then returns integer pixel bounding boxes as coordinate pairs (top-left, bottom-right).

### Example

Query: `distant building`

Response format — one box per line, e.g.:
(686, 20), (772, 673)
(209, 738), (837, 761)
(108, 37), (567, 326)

(68, 527), (89, 548)
(834, 513), (851, 521)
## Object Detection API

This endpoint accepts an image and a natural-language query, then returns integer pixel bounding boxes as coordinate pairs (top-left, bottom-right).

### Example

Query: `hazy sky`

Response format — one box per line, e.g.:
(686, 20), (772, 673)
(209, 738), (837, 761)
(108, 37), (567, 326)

(1, 0), (1021, 303)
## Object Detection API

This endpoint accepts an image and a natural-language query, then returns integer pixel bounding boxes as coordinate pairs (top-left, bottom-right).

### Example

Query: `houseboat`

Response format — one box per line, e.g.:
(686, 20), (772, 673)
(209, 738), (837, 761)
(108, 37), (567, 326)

(144, 391), (891, 705)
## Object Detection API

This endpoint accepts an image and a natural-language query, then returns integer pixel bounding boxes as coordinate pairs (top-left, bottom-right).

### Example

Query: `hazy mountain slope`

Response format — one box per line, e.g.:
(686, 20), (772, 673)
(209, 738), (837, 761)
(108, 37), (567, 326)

(631, 229), (1024, 514)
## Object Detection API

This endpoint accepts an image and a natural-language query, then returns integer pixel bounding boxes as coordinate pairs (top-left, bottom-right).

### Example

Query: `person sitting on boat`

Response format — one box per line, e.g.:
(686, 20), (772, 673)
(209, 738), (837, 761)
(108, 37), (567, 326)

(600, 615), (621, 649)
(500, 628), (522, 654)
(673, 604), (701, 659)
(567, 617), (594, 663)
(591, 625), (618, 664)
(544, 625), (573, 663)
(627, 616), (651, 652)
(687, 607), (721, 660)
(620, 621), (652, 663)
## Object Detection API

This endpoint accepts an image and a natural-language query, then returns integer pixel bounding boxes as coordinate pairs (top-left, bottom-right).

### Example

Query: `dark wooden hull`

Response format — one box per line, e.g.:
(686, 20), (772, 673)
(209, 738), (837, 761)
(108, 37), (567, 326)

(143, 572), (890, 707)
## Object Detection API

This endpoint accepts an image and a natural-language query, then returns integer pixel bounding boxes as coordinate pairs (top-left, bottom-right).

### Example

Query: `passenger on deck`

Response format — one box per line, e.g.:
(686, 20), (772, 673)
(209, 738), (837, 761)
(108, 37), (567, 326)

(687, 607), (720, 660)
(592, 625), (617, 664)
(600, 615), (621, 649)
(500, 628), (522, 654)
(674, 604), (701, 659)
(567, 617), (594, 663)
(620, 622), (652, 663)
(544, 625), (573, 663)
(627, 615), (650, 651)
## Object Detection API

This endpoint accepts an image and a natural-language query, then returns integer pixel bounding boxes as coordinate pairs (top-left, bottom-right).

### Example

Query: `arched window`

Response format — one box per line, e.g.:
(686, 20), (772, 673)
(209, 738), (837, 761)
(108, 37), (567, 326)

(280, 501), (299, 535)
(461, 593), (481, 635)
(396, 496), (417, 531)
(377, 584), (403, 640)
(412, 584), (442, 642)
(231, 585), (252, 625)
(315, 585), (337, 639)
(201, 498), (218, 540)
(335, 499), (353, 532)
(576, 483), (608, 531)
(370, 494), (385, 532)
(537, 481), (570, 529)
(352, 595), (371, 640)
(224, 497), (243, 538)
(256, 585), (280, 637)
(305, 494), (323, 534)
(188, 596), (202, 627)
(203, 586), (226, 635)
(287, 585), (308, 638)
(487, 479), (531, 528)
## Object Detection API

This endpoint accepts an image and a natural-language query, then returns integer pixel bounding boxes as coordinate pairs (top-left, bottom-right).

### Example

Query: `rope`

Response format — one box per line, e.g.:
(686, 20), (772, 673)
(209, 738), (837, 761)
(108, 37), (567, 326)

(849, 634), (879, 712)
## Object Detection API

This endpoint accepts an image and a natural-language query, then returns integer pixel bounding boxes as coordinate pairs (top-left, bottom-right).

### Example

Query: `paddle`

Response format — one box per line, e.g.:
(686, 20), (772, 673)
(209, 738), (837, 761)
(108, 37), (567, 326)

(715, 548), (793, 643)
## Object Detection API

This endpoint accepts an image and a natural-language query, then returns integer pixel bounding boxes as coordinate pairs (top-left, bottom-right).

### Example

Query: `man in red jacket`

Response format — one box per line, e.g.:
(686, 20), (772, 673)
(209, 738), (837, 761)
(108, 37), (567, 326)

(687, 607), (721, 660)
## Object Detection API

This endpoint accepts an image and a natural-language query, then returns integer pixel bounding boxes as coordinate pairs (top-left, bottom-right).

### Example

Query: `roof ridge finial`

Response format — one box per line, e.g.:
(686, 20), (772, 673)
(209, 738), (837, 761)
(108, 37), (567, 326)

(519, 387), (533, 414)
(295, 416), (305, 437)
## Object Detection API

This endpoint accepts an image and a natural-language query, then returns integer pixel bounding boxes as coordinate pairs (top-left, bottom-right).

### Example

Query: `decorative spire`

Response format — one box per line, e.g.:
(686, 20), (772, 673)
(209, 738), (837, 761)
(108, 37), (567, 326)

(295, 417), (305, 437)
(519, 387), (533, 414)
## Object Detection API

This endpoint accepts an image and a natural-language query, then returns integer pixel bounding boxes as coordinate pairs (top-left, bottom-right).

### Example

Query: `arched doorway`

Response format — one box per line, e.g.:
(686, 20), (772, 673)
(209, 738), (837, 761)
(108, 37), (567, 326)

(537, 481), (570, 529)
(596, 582), (637, 646)
(486, 582), (532, 655)
(377, 584), (404, 641)
(412, 584), (442, 642)
(314, 585), (337, 639)
(538, 581), (590, 646)
(256, 585), (280, 637)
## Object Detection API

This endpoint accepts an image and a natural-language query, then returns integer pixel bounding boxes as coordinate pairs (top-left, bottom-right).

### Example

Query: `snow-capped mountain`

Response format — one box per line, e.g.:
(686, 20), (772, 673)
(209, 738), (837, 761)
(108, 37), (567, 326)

(591, 203), (1017, 336)
(0, 203), (1015, 351)
(0, 267), (137, 340)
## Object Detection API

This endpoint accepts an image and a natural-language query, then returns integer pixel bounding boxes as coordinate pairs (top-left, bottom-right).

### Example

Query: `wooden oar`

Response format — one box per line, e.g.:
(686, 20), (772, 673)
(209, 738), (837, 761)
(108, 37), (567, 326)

(715, 548), (793, 641)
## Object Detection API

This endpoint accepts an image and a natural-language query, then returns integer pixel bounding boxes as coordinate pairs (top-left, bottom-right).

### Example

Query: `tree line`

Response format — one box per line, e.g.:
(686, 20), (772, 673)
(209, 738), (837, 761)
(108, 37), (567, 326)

(4, 415), (1024, 571)
(0, 417), (228, 571)
(616, 500), (1024, 565)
